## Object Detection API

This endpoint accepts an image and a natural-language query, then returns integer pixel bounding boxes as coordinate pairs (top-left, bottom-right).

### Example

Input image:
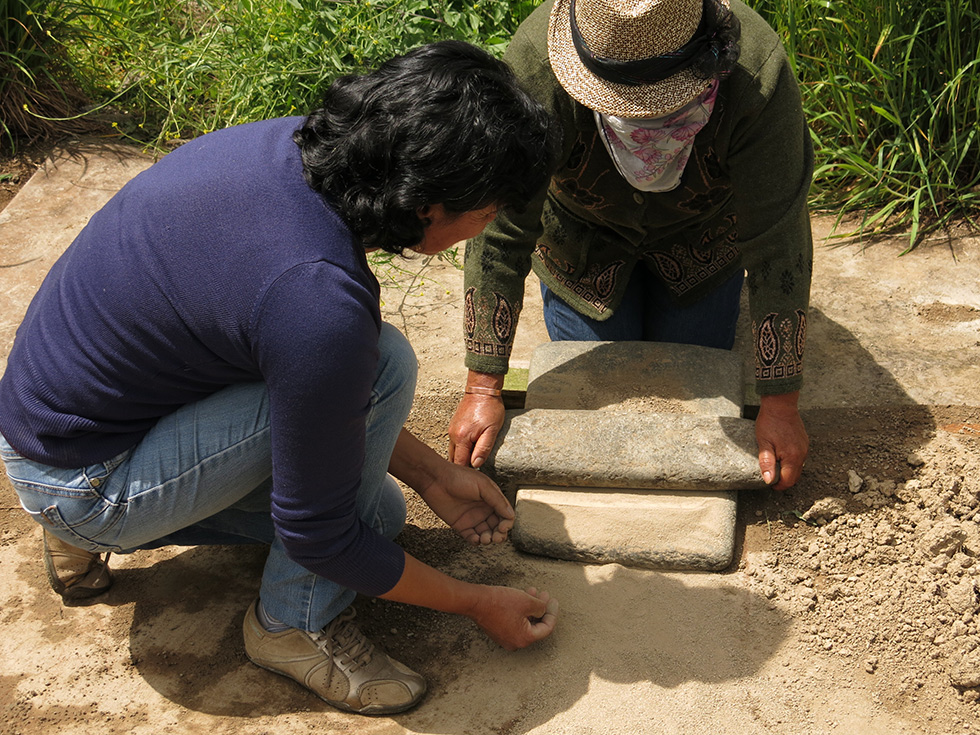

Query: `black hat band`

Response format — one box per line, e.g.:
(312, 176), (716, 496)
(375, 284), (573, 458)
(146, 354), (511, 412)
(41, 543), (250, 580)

(569, 0), (712, 86)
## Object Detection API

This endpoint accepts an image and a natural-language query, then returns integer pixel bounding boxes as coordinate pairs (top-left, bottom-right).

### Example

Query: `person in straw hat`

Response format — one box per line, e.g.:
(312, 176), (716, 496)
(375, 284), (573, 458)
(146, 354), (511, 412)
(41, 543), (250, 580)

(450, 0), (813, 491)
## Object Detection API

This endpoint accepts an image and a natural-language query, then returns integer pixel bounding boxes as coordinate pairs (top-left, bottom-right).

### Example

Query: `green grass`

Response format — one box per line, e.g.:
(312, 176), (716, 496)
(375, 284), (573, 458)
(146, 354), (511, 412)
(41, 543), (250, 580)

(749, 0), (980, 248)
(7, 0), (980, 248)
(0, 0), (96, 148)
(34, 0), (538, 147)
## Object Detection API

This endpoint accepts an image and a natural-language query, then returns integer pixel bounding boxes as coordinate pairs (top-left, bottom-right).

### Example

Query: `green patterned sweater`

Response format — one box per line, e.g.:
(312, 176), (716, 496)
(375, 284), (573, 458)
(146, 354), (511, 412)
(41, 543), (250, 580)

(463, 0), (813, 396)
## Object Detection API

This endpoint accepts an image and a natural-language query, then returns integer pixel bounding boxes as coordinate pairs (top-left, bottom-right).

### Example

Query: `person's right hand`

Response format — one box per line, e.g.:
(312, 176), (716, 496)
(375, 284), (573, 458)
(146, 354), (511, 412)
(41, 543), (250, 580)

(381, 556), (557, 650)
(468, 585), (559, 651)
(449, 393), (506, 468)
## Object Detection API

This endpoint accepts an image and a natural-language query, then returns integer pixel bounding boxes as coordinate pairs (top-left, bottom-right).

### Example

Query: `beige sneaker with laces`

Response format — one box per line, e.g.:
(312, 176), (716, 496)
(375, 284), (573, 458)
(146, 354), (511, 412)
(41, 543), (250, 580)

(42, 530), (113, 601)
(242, 600), (426, 715)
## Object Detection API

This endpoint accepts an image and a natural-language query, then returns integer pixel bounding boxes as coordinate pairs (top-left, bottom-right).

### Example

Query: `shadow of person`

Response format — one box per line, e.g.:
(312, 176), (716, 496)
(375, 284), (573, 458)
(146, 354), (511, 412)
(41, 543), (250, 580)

(523, 340), (745, 416)
(111, 530), (523, 722)
(798, 307), (921, 409)
(107, 544), (331, 717)
(733, 306), (940, 531)
(386, 512), (792, 735)
(718, 306), (937, 479)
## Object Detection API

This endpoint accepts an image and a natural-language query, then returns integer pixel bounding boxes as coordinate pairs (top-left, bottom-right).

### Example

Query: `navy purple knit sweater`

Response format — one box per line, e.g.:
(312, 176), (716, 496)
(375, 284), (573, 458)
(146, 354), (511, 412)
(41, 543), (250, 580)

(0, 118), (405, 596)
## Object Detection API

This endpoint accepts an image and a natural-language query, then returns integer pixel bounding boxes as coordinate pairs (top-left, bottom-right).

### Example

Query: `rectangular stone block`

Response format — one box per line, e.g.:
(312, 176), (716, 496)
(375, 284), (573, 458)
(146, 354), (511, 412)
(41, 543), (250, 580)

(511, 486), (737, 571)
(525, 341), (744, 418)
(486, 409), (767, 496)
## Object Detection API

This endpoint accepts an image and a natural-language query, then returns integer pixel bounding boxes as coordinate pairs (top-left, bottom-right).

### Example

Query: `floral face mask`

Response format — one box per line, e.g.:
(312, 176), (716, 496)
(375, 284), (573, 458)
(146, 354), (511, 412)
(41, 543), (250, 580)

(595, 80), (719, 192)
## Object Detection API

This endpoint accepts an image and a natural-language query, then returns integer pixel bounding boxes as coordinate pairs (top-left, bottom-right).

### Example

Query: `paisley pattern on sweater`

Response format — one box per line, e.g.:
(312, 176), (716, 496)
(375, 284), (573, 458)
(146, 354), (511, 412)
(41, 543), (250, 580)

(464, 287), (476, 337)
(754, 309), (807, 382)
(641, 212), (740, 299)
(492, 294), (514, 343)
(535, 244), (626, 313)
(464, 288), (515, 358)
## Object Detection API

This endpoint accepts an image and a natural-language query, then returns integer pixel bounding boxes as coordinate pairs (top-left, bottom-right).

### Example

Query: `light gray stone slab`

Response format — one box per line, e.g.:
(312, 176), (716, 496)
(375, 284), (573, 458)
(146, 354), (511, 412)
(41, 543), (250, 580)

(485, 408), (767, 497)
(525, 341), (744, 417)
(511, 486), (737, 571)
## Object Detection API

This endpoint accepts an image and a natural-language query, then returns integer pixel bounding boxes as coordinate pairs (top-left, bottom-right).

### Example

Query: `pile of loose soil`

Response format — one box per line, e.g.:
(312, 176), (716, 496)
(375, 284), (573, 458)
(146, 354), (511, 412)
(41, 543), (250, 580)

(737, 405), (980, 723)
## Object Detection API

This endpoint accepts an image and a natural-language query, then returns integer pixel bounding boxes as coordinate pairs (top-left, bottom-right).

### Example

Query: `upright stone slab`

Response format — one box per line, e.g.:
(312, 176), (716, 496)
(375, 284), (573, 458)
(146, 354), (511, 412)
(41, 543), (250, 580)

(489, 341), (753, 571)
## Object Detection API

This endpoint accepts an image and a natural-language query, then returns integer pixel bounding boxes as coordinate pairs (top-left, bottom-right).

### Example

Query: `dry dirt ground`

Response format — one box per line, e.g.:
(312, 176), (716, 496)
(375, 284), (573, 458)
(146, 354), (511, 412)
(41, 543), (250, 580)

(1, 142), (979, 735)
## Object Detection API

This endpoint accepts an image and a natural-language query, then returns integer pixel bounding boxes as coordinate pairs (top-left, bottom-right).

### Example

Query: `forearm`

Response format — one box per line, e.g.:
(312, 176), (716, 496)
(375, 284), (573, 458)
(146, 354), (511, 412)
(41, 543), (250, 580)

(378, 551), (485, 618)
(387, 428), (443, 495)
(461, 212), (539, 376)
(380, 551), (558, 651)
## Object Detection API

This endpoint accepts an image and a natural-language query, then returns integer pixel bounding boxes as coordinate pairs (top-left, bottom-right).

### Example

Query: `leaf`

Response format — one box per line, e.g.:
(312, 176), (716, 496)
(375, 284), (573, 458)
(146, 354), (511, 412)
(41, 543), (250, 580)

(870, 104), (901, 127)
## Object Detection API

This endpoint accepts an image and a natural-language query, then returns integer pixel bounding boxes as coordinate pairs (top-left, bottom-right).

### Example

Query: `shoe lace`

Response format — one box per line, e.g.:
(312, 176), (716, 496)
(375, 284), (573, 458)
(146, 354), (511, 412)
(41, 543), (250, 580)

(313, 608), (375, 672)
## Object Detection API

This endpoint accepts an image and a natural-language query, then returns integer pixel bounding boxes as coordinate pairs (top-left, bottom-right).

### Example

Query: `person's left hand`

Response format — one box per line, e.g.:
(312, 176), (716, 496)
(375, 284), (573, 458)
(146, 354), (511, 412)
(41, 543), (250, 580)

(756, 391), (809, 491)
(417, 462), (515, 544)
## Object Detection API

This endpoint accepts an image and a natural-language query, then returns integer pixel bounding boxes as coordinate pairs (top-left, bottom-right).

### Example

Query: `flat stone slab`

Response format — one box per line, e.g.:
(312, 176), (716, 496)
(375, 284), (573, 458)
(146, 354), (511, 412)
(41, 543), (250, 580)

(511, 486), (737, 571)
(485, 408), (766, 497)
(525, 341), (744, 417)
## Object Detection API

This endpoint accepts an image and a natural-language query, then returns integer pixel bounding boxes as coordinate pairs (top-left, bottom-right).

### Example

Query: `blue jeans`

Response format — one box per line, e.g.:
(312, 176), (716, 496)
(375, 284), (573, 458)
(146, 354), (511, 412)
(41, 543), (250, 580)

(0, 323), (416, 632)
(541, 265), (744, 348)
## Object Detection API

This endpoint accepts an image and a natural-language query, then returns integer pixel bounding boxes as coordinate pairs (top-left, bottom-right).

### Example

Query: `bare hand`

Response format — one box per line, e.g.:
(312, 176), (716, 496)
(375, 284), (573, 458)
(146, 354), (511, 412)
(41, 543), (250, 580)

(469, 586), (559, 651)
(418, 462), (515, 544)
(756, 391), (808, 490)
(448, 393), (506, 468)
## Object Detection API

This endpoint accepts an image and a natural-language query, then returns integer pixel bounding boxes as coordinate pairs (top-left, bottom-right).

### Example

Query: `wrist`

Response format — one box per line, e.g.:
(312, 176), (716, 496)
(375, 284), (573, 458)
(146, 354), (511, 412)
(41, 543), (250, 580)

(466, 369), (505, 391)
(757, 393), (802, 427)
(759, 391), (800, 412)
(465, 385), (502, 397)
(465, 370), (504, 400)
(450, 580), (489, 620)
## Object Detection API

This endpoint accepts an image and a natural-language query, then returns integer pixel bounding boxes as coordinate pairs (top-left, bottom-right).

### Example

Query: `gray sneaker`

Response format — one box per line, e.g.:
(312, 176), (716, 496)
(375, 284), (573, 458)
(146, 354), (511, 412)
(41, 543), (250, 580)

(242, 600), (426, 715)
(42, 531), (113, 600)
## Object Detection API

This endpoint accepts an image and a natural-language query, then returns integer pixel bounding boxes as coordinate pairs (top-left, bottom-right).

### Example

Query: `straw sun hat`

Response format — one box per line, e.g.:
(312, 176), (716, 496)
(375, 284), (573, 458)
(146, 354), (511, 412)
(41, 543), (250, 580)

(548, 0), (733, 118)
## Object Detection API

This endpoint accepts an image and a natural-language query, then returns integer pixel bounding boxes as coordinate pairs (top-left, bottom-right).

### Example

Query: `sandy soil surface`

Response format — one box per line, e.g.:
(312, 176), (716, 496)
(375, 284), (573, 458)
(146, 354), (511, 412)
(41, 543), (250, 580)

(1, 143), (979, 735)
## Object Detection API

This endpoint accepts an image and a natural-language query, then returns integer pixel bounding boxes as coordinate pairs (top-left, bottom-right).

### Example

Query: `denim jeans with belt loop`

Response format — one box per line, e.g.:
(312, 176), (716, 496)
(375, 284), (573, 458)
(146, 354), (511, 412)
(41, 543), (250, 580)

(0, 322), (416, 632)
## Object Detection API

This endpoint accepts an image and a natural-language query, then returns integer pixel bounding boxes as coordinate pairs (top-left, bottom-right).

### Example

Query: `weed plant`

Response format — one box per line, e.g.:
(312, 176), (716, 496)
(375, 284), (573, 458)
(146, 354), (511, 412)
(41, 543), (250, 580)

(750, 0), (980, 247)
(14, 0), (980, 246)
(0, 0), (95, 149)
(42, 0), (537, 148)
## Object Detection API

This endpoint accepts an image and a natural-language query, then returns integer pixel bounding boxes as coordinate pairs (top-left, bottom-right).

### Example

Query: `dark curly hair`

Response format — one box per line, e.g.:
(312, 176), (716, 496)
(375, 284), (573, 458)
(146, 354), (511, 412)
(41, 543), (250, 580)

(690, 0), (742, 81)
(294, 41), (560, 255)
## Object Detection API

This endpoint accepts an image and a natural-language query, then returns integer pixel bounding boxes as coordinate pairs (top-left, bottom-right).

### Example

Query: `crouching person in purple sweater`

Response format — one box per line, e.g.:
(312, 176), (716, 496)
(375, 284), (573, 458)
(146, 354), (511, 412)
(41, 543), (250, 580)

(0, 41), (559, 715)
